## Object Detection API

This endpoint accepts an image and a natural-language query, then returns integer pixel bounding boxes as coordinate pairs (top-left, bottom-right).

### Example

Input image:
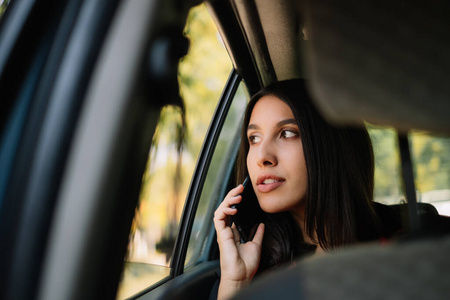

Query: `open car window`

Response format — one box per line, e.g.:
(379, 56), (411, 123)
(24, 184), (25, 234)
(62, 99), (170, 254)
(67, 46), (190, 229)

(117, 3), (232, 299)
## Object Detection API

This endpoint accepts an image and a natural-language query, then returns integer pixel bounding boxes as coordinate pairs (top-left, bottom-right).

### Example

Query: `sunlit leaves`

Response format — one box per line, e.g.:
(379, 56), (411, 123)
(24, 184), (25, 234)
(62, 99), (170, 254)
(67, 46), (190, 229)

(368, 124), (450, 204)
(130, 3), (232, 264)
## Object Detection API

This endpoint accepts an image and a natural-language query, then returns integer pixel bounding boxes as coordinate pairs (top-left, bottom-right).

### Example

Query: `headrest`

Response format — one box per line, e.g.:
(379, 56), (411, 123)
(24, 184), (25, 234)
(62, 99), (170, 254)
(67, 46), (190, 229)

(304, 0), (450, 134)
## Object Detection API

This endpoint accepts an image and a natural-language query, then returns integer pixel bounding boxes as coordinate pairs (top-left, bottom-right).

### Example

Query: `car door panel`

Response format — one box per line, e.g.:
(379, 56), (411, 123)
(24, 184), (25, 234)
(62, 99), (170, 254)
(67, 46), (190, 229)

(138, 261), (219, 300)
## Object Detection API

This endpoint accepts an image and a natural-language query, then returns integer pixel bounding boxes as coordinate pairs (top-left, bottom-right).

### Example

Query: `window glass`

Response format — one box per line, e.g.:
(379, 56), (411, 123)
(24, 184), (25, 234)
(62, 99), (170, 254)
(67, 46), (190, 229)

(368, 125), (450, 217)
(410, 132), (450, 216)
(0, 0), (10, 19)
(368, 125), (403, 204)
(116, 3), (231, 299)
(185, 82), (248, 269)
(367, 125), (405, 205)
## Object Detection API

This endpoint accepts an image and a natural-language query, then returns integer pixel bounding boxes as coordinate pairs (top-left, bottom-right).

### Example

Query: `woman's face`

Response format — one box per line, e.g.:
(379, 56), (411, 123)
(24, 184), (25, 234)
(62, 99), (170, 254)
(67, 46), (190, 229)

(246, 95), (308, 215)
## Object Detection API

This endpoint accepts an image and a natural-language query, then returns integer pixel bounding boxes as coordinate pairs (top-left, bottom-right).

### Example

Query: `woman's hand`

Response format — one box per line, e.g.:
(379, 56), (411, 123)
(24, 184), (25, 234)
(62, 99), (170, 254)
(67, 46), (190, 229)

(213, 184), (265, 300)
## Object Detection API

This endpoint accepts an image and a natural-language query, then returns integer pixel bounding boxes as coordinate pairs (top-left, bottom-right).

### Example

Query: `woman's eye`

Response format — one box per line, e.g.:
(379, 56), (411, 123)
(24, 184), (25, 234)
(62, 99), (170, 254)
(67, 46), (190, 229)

(249, 135), (262, 144)
(281, 130), (298, 139)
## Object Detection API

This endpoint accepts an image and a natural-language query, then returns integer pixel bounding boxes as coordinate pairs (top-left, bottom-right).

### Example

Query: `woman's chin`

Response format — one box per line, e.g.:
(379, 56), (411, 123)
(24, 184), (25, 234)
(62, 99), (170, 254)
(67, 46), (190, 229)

(259, 203), (286, 214)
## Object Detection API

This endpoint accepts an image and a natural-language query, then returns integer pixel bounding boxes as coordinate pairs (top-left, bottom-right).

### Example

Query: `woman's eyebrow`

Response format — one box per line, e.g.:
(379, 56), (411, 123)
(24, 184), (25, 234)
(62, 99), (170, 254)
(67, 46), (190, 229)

(247, 123), (260, 131)
(277, 118), (297, 127)
(247, 119), (297, 131)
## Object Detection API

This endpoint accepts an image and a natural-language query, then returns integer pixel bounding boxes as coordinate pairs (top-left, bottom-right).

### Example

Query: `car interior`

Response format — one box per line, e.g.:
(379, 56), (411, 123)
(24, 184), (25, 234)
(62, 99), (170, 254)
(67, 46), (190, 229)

(0, 0), (449, 299)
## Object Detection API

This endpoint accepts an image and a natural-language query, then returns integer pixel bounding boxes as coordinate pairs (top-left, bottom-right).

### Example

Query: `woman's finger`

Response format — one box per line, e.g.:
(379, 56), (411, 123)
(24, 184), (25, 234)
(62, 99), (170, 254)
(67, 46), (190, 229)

(221, 194), (242, 208)
(213, 185), (245, 236)
(251, 223), (265, 247)
(214, 186), (244, 223)
(221, 185), (244, 206)
(225, 184), (245, 198)
(214, 201), (239, 222)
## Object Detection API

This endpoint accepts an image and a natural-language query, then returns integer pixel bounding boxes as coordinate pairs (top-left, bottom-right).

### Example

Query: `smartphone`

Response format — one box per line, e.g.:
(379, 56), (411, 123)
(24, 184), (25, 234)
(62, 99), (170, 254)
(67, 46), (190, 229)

(231, 176), (264, 242)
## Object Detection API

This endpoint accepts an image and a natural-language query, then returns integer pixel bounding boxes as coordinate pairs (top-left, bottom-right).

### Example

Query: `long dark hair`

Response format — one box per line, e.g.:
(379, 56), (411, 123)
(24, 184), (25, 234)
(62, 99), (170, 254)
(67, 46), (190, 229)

(236, 79), (381, 271)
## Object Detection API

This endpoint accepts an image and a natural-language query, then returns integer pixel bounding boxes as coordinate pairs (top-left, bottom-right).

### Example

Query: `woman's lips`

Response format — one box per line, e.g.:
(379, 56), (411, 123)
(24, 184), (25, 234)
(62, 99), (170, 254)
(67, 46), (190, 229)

(256, 175), (286, 193)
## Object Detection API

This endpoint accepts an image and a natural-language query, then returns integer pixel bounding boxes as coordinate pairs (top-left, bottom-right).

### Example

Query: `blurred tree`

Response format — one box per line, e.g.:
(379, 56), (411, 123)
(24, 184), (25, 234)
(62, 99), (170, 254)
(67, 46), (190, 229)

(368, 125), (403, 203)
(411, 133), (450, 193)
(130, 2), (232, 264)
(368, 124), (450, 204)
(178, 4), (232, 157)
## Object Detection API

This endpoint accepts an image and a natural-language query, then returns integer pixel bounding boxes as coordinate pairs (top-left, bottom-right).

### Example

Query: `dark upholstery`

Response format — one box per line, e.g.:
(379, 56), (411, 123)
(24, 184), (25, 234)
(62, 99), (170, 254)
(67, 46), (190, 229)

(234, 235), (450, 300)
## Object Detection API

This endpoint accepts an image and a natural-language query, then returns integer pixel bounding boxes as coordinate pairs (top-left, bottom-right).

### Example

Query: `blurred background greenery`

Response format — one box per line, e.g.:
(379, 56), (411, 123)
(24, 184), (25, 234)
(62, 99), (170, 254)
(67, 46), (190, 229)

(118, 3), (232, 299)
(134, 2), (231, 260)
(369, 126), (450, 205)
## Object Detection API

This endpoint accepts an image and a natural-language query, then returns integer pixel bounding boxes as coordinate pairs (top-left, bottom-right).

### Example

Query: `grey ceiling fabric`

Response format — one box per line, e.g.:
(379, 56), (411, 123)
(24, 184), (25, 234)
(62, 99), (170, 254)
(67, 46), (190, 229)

(304, 0), (450, 133)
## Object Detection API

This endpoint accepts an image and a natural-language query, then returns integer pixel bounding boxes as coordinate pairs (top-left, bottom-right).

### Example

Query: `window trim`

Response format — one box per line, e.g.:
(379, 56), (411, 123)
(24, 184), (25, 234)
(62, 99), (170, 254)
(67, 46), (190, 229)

(171, 69), (241, 277)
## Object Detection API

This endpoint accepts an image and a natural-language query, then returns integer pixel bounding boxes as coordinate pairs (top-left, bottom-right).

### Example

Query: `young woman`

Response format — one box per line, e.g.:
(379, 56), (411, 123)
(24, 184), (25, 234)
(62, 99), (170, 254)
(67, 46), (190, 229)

(212, 79), (399, 300)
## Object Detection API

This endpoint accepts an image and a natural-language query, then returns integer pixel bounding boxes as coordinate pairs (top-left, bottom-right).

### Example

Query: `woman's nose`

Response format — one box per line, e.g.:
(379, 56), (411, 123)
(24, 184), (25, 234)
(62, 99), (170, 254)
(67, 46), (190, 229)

(257, 140), (277, 167)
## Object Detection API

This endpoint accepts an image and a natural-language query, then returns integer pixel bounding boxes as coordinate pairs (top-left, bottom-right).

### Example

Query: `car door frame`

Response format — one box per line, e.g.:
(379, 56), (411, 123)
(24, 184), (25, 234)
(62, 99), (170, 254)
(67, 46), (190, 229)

(0, 0), (198, 299)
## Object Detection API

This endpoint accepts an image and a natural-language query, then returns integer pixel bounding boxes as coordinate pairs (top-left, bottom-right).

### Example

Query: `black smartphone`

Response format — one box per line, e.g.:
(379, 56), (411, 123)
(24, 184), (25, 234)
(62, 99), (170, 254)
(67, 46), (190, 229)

(231, 176), (264, 242)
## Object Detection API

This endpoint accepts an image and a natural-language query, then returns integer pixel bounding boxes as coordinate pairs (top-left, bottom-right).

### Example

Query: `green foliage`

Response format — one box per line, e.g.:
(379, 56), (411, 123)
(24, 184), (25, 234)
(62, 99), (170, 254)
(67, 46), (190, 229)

(367, 125), (402, 201)
(134, 3), (232, 255)
(410, 132), (450, 192)
(368, 124), (450, 204)
(178, 4), (231, 156)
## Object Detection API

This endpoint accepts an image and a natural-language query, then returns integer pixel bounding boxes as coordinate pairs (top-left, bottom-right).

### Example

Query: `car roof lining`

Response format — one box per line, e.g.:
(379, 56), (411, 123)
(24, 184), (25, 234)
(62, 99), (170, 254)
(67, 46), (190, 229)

(232, 0), (303, 86)
(212, 0), (450, 134)
(304, 0), (450, 133)
(254, 0), (303, 82)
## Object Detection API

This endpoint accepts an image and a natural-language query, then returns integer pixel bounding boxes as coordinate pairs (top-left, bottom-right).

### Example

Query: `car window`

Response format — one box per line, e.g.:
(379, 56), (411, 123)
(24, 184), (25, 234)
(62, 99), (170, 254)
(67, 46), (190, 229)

(369, 125), (450, 216)
(116, 3), (231, 299)
(184, 81), (248, 269)
(368, 125), (403, 204)
(0, 0), (10, 18)
(410, 132), (450, 216)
